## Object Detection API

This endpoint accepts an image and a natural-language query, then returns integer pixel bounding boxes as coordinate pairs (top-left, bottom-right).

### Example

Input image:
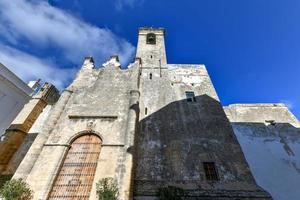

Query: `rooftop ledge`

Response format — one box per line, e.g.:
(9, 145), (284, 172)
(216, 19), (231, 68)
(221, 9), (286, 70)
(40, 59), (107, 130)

(225, 103), (287, 108)
(139, 27), (165, 31)
(168, 63), (205, 67)
(138, 27), (165, 34)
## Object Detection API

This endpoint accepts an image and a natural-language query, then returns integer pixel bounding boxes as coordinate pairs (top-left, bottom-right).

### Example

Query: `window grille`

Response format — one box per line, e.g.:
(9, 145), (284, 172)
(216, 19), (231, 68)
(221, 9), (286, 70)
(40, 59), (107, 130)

(185, 91), (196, 102)
(203, 162), (219, 181)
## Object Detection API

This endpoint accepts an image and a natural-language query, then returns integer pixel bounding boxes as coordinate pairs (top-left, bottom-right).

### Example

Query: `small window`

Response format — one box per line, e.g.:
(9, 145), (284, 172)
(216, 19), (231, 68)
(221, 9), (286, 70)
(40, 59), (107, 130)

(203, 162), (219, 181)
(146, 33), (156, 44)
(145, 107), (148, 115)
(150, 73), (152, 80)
(185, 91), (196, 102)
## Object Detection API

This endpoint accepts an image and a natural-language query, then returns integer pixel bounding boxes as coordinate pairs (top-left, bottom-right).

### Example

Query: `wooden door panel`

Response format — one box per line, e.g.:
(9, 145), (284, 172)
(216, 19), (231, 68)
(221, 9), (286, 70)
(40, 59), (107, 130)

(48, 135), (101, 200)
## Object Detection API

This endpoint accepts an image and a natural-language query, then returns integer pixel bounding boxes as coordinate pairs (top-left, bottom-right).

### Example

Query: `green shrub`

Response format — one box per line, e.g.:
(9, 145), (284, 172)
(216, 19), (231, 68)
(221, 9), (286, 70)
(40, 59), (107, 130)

(0, 178), (33, 200)
(157, 185), (186, 200)
(96, 178), (118, 200)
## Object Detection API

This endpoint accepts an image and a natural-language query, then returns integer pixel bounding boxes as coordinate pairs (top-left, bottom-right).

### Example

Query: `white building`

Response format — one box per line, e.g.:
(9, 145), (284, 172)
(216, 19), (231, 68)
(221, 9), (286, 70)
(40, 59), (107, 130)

(0, 63), (33, 136)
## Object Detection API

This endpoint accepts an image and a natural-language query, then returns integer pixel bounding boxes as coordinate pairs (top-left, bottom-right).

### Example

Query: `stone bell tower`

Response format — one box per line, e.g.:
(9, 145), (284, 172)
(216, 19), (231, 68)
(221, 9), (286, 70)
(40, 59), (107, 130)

(136, 27), (167, 67)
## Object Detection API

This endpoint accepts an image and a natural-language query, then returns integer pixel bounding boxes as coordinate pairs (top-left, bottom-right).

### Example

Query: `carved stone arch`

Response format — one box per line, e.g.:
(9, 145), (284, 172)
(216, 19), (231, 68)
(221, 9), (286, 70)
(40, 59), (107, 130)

(48, 132), (102, 199)
(67, 130), (103, 145)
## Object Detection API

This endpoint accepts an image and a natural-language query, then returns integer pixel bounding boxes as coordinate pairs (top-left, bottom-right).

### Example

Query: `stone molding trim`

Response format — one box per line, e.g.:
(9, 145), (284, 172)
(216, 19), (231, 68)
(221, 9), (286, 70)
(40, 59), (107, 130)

(68, 115), (118, 120)
(67, 130), (103, 144)
(43, 144), (71, 147)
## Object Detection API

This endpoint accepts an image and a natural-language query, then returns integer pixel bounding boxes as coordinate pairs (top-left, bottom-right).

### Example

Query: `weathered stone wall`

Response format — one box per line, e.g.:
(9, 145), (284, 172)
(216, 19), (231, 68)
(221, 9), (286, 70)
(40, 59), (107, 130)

(134, 28), (271, 199)
(13, 105), (53, 180)
(16, 57), (140, 200)
(224, 104), (299, 126)
(225, 104), (300, 200)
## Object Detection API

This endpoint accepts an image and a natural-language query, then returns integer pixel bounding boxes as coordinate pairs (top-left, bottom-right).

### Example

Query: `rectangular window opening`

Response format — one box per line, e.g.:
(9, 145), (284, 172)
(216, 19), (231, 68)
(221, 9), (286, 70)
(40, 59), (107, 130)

(185, 91), (196, 102)
(145, 107), (148, 115)
(203, 162), (219, 181)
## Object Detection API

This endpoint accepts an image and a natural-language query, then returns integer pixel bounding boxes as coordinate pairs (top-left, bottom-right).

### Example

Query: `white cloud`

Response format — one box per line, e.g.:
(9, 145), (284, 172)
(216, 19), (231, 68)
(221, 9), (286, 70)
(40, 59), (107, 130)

(0, 44), (75, 90)
(0, 0), (135, 65)
(115, 0), (143, 11)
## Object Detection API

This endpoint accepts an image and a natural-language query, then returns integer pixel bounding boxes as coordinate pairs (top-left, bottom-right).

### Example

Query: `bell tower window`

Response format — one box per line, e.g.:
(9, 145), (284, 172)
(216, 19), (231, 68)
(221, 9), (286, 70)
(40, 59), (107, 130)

(146, 33), (156, 44)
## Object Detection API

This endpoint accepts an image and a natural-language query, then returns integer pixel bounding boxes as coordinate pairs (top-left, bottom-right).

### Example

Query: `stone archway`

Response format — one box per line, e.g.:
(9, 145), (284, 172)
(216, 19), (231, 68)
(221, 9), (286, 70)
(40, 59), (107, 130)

(48, 134), (102, 199)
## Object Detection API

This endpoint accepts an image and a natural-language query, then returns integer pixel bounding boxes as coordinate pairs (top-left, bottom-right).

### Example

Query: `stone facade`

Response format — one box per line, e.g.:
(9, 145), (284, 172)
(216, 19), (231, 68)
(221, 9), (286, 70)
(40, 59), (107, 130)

(11, 28), (276, 200)
(14, 56), (140, 200)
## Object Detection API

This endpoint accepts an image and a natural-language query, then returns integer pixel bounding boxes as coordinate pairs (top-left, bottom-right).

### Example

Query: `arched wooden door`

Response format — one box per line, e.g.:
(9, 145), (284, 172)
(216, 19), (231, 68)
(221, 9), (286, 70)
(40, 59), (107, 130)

(48, 134), (102, 200)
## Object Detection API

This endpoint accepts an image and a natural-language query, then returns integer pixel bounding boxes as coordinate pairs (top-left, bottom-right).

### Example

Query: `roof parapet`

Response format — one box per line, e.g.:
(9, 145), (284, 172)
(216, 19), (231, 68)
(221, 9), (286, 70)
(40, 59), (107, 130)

(103, 55), (121, 69)
(82, 56), (95, 69)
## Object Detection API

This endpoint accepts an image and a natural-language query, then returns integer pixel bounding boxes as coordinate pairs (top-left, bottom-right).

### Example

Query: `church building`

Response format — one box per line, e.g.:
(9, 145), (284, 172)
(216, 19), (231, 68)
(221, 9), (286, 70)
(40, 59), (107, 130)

(5, 28), (276, 199)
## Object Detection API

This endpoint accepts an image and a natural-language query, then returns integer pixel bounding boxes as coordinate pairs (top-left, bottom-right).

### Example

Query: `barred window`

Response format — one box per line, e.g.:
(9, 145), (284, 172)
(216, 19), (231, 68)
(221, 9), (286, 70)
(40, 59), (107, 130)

(203, 162), (219, 181)
(185, 91), (196, 102)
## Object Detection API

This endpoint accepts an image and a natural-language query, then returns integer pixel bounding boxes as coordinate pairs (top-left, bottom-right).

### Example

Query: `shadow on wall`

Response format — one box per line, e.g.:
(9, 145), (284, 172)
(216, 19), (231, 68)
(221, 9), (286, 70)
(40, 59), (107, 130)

(133, 95), (271, 199)
(231, 122), (300, 200)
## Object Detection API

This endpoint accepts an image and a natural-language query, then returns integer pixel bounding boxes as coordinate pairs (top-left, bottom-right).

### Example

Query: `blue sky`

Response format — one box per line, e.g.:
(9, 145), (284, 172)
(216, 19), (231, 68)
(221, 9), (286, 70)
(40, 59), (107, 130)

(0, 0), (299, 118)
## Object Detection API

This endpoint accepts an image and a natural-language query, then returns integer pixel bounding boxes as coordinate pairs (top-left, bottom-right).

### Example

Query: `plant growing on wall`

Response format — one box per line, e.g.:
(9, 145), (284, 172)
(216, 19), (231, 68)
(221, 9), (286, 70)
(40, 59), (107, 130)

(0, 178), (33, 200)
(96, 178), (118, 200)
(157, 185), (186, 200)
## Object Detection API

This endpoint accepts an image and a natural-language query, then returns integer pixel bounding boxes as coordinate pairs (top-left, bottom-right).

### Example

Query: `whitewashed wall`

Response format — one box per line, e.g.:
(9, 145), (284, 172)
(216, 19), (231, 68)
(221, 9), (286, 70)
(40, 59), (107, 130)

(0, 63), (32, 136)
(225, 104), (300, 200)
